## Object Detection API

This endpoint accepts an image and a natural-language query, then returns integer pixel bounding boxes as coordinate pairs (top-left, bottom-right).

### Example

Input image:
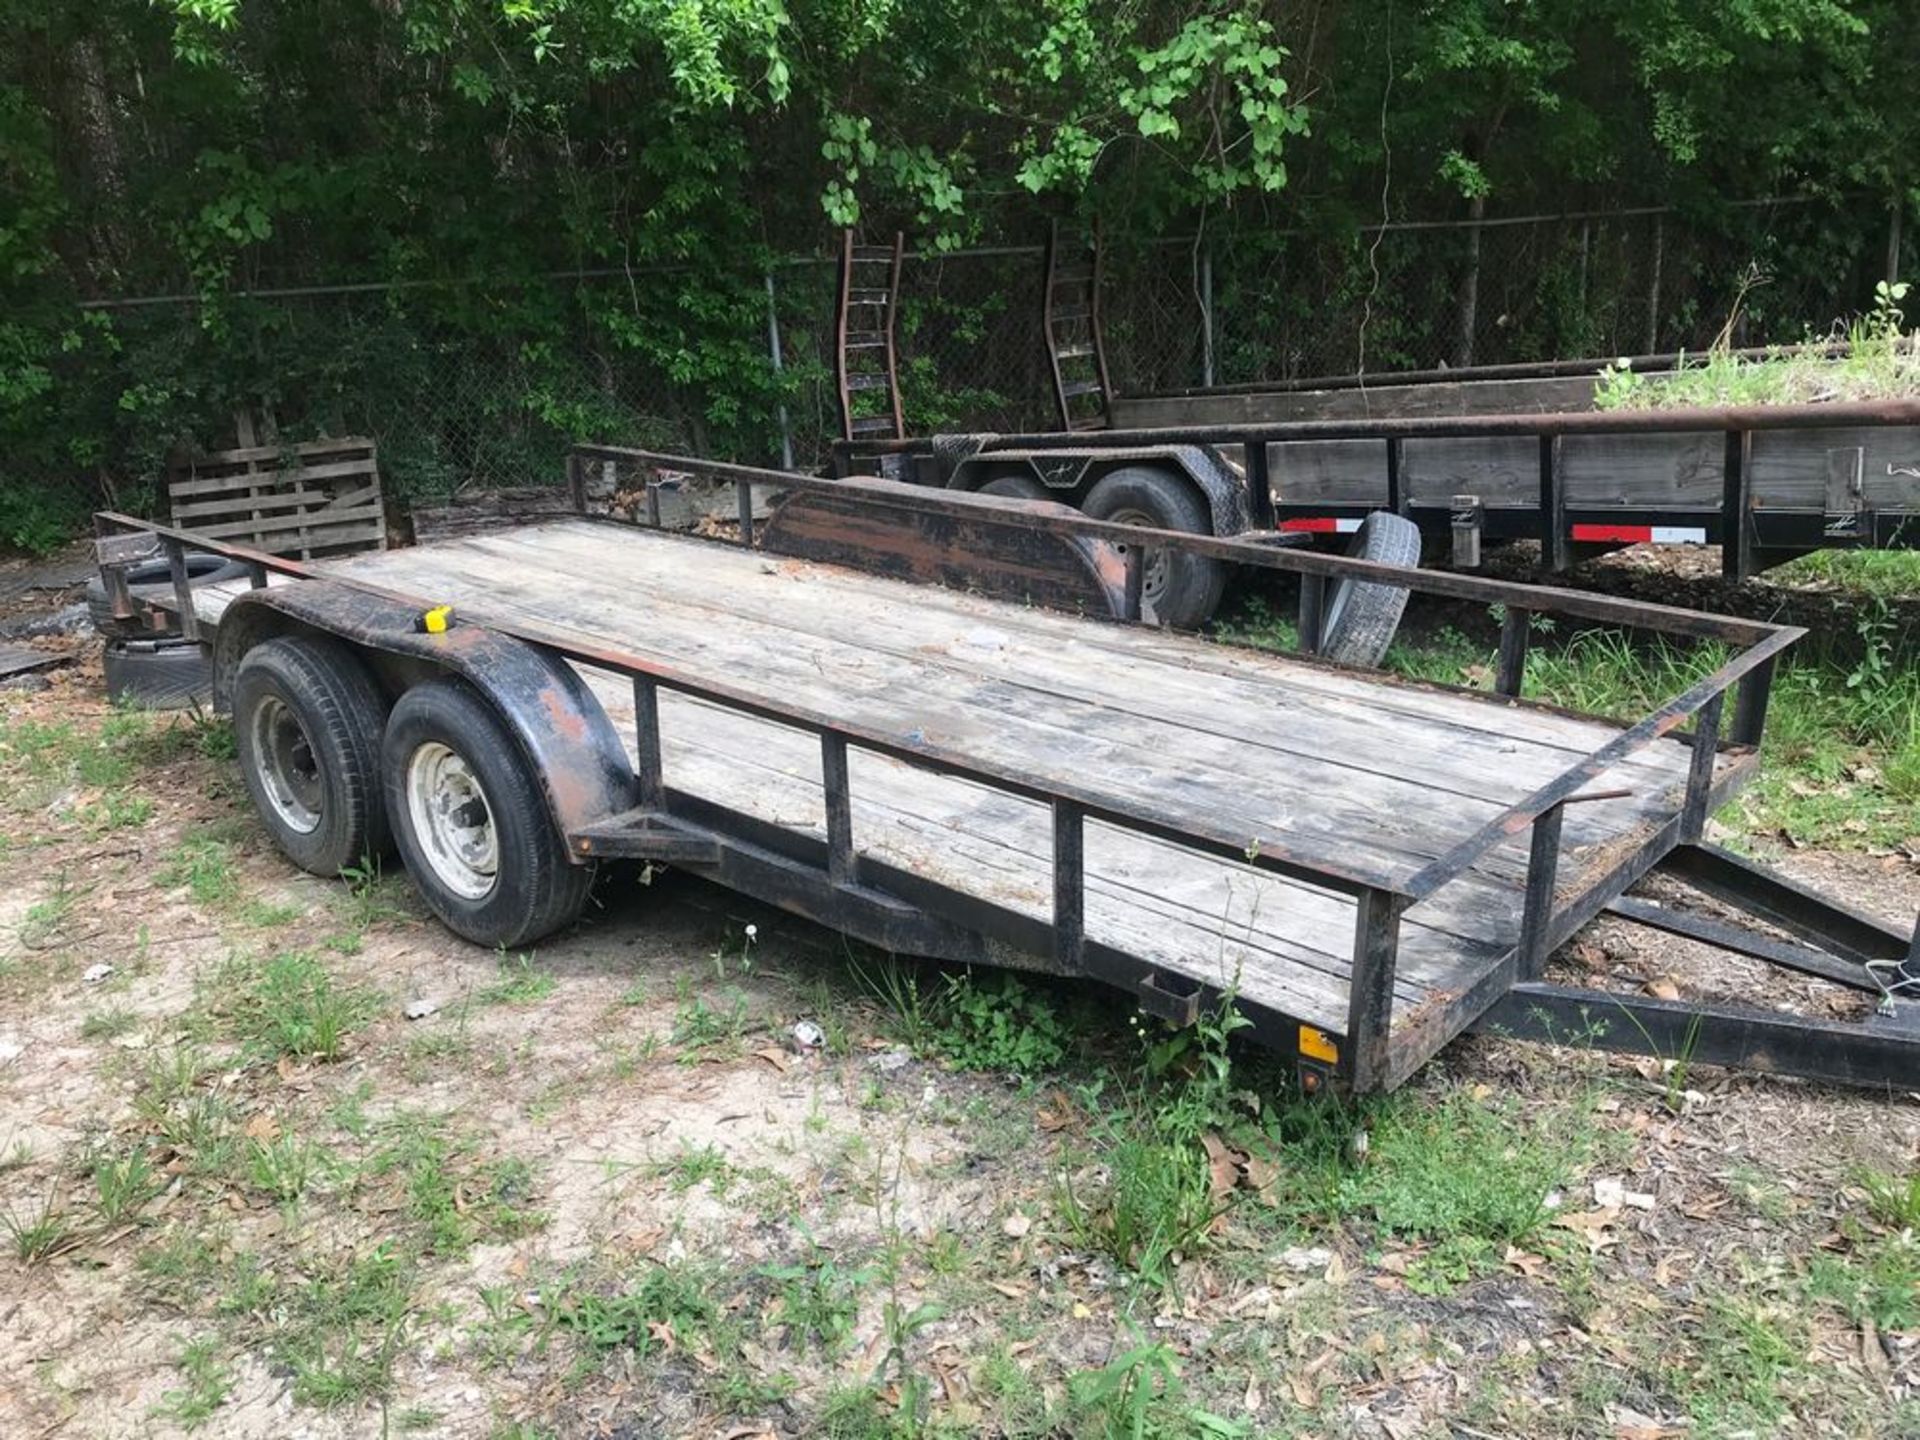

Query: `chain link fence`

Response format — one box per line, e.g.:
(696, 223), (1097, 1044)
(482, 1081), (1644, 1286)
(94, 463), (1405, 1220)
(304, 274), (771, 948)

(60, 196), (1908, 508)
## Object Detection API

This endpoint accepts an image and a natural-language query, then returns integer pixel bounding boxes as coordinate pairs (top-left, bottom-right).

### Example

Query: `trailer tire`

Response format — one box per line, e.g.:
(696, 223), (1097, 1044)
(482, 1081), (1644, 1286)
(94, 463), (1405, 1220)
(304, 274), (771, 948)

(234, 636), (392, 877)
(976, 474), (1050, 500)
(1317, 512), (1421, 669)
(383, 678), (592, 949)
(87, 554), (251, 639)
(104, 637), (213, 711)
(1082, 466), (1225, 628)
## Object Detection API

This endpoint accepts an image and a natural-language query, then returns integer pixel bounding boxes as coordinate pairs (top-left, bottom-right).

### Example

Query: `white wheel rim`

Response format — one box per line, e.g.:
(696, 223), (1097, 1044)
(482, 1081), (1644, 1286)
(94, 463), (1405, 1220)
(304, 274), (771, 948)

(405, 742), (498, 900)
(251, 694), (322, 835)
(1105, 506), (1172, 611)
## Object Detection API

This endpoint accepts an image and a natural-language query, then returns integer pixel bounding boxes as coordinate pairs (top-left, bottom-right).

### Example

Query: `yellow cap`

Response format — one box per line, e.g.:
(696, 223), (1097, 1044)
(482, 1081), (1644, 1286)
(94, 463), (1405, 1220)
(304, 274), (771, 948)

(423, 605), (454, 634)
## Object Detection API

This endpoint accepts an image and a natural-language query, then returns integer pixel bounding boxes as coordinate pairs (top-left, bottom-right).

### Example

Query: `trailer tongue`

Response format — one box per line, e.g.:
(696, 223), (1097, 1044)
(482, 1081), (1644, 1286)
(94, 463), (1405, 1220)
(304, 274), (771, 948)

(96, 448), (1920, 1093)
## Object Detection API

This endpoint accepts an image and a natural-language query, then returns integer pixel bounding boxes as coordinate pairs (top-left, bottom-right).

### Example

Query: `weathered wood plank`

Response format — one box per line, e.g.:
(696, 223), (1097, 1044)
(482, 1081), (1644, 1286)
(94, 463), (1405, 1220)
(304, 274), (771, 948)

(169, 457), (378, 497)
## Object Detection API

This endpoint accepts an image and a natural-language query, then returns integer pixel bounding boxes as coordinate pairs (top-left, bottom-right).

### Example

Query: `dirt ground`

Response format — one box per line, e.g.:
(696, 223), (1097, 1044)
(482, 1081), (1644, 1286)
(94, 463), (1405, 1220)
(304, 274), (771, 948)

(0, 591), (1916, 1438)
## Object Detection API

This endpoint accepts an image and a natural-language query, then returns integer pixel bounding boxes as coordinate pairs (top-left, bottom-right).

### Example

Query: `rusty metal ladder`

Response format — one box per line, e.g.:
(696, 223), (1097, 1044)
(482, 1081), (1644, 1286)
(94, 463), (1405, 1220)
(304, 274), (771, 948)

(1044, 220), (1114, 432)
(835, 230), (906, 443)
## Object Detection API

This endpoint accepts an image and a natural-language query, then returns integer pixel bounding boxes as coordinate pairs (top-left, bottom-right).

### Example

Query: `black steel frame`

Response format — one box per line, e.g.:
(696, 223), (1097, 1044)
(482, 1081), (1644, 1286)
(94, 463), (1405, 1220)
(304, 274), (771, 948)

(832, 397), (1920, 577)
(92, 444), (1920, 1092)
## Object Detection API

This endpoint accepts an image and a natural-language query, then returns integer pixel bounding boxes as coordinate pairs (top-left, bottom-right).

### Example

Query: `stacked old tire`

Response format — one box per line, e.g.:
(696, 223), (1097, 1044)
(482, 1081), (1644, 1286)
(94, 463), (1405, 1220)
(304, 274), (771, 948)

(87, 554), (247, 709)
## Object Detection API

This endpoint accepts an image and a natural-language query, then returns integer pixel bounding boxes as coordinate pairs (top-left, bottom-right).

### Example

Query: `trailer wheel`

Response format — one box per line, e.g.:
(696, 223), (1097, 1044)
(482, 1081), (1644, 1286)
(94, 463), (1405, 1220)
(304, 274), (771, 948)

(1082, 467), (1226, 628)
(1317, 512), (1421, 668)
(382, 679), (592, 949)
(976, 474), (1050, 500)
(233, 636), (391, 876)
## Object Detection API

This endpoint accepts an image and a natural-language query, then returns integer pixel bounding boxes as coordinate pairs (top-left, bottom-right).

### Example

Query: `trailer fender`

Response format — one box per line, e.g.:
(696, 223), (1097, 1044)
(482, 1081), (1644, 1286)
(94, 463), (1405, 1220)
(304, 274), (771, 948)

(946, 442), (1250, 537)
(213, 584), (636, 843)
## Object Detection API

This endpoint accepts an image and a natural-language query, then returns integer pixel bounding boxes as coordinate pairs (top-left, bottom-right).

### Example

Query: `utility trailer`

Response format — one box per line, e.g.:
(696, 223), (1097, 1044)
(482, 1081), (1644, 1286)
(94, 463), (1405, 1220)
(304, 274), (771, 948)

(834, 400), (1920, 628)
(93, 449), (1920, 1094)
(830, 229), (1920, 607)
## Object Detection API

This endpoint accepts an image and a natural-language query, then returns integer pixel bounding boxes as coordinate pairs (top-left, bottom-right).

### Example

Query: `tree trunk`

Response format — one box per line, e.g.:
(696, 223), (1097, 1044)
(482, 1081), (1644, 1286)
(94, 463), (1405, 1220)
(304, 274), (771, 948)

(1451, 191), (1485, 369)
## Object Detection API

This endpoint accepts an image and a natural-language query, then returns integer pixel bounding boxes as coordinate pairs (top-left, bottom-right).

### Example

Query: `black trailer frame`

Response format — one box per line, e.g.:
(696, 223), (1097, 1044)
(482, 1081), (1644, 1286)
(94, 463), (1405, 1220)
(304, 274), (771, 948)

(94, 448), (1920, 1093)
(832, 398), (1920, 580)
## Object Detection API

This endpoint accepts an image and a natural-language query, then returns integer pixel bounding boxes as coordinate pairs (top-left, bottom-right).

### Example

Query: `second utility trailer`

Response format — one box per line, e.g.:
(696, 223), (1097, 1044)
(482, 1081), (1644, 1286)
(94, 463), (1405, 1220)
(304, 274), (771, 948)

(95, 450), (1920, 1094)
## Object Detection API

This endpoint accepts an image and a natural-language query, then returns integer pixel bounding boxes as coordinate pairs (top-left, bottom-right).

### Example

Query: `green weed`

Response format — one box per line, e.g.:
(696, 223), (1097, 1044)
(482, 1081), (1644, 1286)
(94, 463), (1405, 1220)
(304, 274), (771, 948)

(93, 1148), (162, 1223)
(246, 1134), (335, 1202)
(552, 1260), (718, 1355)
(152, 1336), (233, 1429)
(4, 1185), (71, 1263)
(933, 970), (1066, 1076)
(479, 951), (557, 1005)
(671, 985), (750, 1056)
(225, 951), (379, 1061)
(158, 837), (242, 908)
(762, 1247), (874, 1353)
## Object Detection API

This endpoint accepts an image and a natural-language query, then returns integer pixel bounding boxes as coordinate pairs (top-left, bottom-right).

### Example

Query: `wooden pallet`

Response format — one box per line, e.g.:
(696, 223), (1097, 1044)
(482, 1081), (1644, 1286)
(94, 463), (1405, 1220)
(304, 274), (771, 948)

(168, 438), (387, 559)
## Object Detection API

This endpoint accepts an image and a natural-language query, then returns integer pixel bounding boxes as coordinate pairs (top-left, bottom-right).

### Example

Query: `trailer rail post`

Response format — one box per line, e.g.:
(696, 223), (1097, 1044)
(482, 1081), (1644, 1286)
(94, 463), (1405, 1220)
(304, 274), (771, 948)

(1539, 435), (1568, 571)
(1347, 888), (1404, 1092)
(737, 475), (756, 548)
(632, 677), (664, 809)
(1053, 800), (1085, 971)
(1681, 692), (1725, 842)
(162, 536), (200, 643)
(1243, 441), (1275, 531)
(1385, 436), (1405, 516)
(1730, 655), (1775, 748)
(822, 733), (856, 886)
(566, 452), (587, 516)
(1721, 429), (1753, 579)
(1297, 572), (1326, 656)
(1495, 606), (1531, 697)
(1517, 802), (1566, 981)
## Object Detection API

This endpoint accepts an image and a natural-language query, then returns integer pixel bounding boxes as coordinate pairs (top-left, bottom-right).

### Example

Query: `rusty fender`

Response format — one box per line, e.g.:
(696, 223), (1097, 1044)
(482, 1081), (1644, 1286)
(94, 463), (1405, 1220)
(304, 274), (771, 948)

(213, 583), (636, 848)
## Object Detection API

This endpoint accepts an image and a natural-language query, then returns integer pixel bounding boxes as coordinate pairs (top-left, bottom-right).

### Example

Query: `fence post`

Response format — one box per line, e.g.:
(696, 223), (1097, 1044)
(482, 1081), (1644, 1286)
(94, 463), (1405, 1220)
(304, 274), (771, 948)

(1645, 213), (1664, 353)
(1889, 200), (1904, 287)
(764, 269), (795, 471)
(1200, 244), (1215, 388)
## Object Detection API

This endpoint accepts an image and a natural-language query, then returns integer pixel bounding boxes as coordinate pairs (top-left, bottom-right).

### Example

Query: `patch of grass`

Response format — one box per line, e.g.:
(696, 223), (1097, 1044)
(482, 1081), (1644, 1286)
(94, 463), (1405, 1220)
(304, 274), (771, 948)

(159, 836), (243, 908)
(1675, 1292), (1807, 1435)
(4, 1185), (72, 1263)
(933, 970), (1067, 1076)
(152, 1336), (232, 1429)
(1056, 1005), (1251, 1286)
(93, 1147), (162, 1223)
(1859, 1165), (1920, 1228)
(1596, 291), (1919, 411)
(671, 984), (751, 1057)
(80, 1007), (137, 1041)
(19, 870), (80, 948)
(136, 1224), (226, 1304)
(479, 951), (558, 1006)
(223, 951), (380, 1061)
(246, 1133), (337, 1202)
(1773, 548), (1920, 599)
(1342, 1086), (1587, 1246)
(653, 1141), (736, 1196)
(272, 1244), (418, 1407)
(763, 1247), (874, 1353)
(552, 1259), (720, 1356)
(364, 1116), (542, 1253)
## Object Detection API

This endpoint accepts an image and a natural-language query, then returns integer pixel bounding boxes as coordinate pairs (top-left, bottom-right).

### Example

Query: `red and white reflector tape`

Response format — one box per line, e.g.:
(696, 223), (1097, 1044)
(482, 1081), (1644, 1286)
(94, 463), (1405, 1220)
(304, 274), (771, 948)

(1278, 517), (1364, 534)
(1570, 523), (1708, 545)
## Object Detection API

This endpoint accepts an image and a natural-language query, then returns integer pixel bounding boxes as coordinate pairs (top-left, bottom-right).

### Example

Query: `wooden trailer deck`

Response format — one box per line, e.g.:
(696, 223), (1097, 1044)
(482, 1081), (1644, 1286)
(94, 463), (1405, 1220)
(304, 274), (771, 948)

(189, 517), (1751, 1085)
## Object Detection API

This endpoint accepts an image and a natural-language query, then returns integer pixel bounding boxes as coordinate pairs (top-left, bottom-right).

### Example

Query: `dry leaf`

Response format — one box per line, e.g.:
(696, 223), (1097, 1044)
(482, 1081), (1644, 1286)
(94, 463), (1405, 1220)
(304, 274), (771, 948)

(1001, 1212), (1031, 1239)
(753, 1046), (790, 1073)
(242, 1112), (280, 1143)
(1504, 1245), (1549, 1278)
(1202, 1133), (1238, 1202)
(1643, 977), (1681, 1001)
(987, 1280), (1030, 1300)
(1555, 1207), (1621, 1254)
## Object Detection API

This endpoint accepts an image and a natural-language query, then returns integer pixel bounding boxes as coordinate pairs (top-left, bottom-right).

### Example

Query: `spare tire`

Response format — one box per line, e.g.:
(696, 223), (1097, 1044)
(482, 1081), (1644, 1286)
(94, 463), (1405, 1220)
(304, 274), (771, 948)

(103, 637), (213, 711)
(86, 554), (251, 640)
(1318, 512), (1421, 669)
